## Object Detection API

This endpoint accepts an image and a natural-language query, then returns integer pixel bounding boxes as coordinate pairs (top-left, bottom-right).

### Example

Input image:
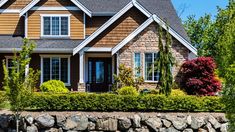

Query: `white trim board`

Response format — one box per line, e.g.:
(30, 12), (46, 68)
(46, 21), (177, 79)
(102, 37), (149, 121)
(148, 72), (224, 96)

(112, 15), (197, 55)
(0, 0), (8, 7)
(0, 48), (73, 53)
(31, 6), (81, 11)
(19, 0), (40, 16)
(0, 9), (20, 13)
(72, 0), (152, 55)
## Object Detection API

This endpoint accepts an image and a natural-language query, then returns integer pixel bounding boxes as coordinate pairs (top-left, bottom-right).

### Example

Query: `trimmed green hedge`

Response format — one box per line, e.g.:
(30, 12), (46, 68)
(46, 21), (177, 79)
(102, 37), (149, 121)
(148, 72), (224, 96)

(28, 93), (225, 112)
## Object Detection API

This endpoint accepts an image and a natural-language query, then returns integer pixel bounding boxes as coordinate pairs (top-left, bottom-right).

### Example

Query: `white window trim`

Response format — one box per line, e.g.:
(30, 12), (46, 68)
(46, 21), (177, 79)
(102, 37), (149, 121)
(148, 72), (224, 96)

(143, 52), (159, 83)
(40, 55), (71, 86)
(5, 56), (14, 71)
(40, 14), (71, 38)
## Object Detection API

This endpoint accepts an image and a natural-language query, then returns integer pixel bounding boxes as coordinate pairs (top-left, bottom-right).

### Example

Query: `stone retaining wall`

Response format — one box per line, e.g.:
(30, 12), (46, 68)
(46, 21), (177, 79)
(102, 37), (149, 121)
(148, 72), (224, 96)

(0, 112), (228, 132)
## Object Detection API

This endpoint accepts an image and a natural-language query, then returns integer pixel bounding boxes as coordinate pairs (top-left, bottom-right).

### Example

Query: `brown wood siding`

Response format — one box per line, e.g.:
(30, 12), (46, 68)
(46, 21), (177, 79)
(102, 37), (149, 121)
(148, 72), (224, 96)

(86, 16), (111, 36)
(36, 0), (75, 7)
(87, 7), (147, 48)
(0, 14), (24, 35)
(27, 10), (84, 39)
(1, 0), (31, 9)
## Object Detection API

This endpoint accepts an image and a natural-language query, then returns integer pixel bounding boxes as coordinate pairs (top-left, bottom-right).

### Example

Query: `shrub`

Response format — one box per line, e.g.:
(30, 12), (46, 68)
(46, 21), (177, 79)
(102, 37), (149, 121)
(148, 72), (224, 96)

(171, 89), (187, 96)
(117, 86), (139, 96)
(113, 64), (144, 90)
(180, 57), (222, 96)
(28, 92), (224, 112)
(40, 80), (69, 93)
(0, 91), (6, 104)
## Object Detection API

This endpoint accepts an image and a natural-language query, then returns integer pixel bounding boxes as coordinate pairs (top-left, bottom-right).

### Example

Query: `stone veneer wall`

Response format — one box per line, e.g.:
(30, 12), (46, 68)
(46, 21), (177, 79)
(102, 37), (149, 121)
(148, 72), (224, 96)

(118, 23), (189, 89)
(0, 112), (228, 132)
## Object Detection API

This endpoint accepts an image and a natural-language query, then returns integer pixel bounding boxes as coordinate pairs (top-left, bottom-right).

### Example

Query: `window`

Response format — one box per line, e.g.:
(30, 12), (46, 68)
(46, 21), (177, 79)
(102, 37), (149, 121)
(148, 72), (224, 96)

(41, 15), (70, 37)
(41, 56), (70, 86)
(134, 53), (141, 77)
(145, 53), (160, 82)
(6, 58), (14, 74)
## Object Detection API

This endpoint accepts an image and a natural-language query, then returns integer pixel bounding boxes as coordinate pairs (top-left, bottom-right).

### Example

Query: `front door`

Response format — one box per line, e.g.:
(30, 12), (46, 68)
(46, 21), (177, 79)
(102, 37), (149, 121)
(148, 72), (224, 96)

(87, 58), (112, 92)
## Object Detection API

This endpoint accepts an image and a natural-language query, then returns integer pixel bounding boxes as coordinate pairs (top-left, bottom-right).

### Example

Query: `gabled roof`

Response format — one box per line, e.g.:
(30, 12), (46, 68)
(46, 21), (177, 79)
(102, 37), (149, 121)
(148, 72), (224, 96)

(73, 0), (195, 55)
(112, 15), (197, 55)
(0, 0), (8, 7)
(19, 0), (92, 17)
(73, 0), (152, 55)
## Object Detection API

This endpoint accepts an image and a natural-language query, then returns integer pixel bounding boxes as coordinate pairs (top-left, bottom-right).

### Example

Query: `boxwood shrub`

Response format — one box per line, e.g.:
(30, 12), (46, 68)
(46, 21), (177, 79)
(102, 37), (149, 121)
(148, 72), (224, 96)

(28, 92), (225, 112)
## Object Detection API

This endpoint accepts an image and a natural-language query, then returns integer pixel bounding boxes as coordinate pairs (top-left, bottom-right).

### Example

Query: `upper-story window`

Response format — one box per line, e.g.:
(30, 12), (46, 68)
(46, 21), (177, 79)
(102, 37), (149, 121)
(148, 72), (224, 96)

(41, 14), (71, 37)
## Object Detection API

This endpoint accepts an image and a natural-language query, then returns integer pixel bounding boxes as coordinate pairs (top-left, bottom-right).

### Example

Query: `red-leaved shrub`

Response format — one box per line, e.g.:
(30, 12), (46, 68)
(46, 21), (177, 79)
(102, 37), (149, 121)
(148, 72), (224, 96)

(180, 57), (222, 96)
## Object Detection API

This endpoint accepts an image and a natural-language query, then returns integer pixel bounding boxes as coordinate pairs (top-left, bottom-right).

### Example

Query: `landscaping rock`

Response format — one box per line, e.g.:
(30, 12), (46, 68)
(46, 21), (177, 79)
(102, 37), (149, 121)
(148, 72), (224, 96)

(35, 114), (55, 129)
(139, 113), (149, 121)
(162, 119), (171, 128)
(88, 122), (96, 130)
(0, 115), (9, 128)
(186, 115), (192, 125)
(135, 127), (150, 132)
(55, 115), (66, 127)
(45, 128), (61, 132)
(216, 116), (229, 123)
(183, 128), (193, 132)
(159, 127), (167, 132)
(118, 117), (132, 130)
(171, 117), (187, 130)
(198, 128), (207, 132)
(132, 114), (141, 128)
(88, 115), (98, 123)
(26, 124), (38, 132)
(25, 115), (34, 125)
(191, 117), (205, 129)
(96, 118), (118, 131)
(220, 123), (228, 132)
(167, 127), (180, 132)
(208, 115), (221, 129)
(145, 117), (162, 131)
(204, 123), (215, 132)
(63, 114), (88, 131)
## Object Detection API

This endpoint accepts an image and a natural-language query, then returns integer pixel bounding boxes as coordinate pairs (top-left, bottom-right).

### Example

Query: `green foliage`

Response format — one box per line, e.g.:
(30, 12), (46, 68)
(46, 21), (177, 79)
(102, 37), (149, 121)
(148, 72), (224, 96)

(116, 86), (139, 96)
(2, 38), (39, 112)
(40, 80), (69, 93)
(171, 89), (187, 96)
(0, 91), (7, 106)
(28, 92), (224, 112)
(113, 64), (144, 90)
(154, 26), (175, 96)
(184, 14), (215, 56)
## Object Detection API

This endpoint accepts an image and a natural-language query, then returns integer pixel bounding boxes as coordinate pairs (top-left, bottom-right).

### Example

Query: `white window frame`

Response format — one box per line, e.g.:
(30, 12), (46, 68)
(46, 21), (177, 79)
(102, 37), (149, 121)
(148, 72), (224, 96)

(40, 14), (71, 38)
(133, 52), (141, 78)
(144, 52), (159, 83)
(5, 56), (14, 72)
(40, 55), (71, 86)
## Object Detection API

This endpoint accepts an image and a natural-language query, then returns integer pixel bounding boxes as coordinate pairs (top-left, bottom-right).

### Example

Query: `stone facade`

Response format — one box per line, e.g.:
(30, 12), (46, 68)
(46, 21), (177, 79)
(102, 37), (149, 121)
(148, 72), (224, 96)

(119, 23), (189, 89)
(0, 112), (228, 132)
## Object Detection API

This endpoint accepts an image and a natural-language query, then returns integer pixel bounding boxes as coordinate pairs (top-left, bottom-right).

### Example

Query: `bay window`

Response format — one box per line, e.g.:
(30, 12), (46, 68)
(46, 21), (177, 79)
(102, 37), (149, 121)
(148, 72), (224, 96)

(144, 53), (160, 82)
(41, 55), (70, 86)
(41, 15), (70, 37)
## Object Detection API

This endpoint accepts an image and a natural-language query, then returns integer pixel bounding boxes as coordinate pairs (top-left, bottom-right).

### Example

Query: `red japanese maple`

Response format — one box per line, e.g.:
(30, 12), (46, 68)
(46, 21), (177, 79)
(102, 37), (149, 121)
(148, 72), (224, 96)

(180, 57), (222, 96)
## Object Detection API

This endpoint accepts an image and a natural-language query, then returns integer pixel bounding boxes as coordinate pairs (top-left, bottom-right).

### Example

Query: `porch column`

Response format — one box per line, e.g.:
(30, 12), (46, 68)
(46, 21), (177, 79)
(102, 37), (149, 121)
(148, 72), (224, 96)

(78, 50), (86, 92)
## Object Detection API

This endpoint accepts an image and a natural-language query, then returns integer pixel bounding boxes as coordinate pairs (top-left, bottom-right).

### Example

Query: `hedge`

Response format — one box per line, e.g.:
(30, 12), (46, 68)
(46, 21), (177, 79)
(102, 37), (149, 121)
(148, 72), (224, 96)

(28, 93), (225, 112)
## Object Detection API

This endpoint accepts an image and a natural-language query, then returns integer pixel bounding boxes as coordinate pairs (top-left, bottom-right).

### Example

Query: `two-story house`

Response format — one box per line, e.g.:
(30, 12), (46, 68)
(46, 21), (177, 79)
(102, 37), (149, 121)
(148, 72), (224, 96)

(0, 0), (197, 92)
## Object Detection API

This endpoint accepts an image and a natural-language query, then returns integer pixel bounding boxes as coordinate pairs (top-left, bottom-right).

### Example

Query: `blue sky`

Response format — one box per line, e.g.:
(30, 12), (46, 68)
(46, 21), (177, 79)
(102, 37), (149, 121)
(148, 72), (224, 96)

(171, 0), (228, 21)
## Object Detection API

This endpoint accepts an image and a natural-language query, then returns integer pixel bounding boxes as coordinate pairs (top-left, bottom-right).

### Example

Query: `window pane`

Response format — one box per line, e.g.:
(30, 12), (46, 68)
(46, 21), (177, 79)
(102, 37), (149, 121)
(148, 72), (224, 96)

(145, 53), (153, 81)
(96, 61), (104, 83)
(154, 53), (160, 81)
(43, 17), (50, 35)
(134, 53), (141, 77)
(61, 58), (68, 83)
(61, 17), (68, 35)
(52, 58), (60, 80)
(43, 58), (50, 82)
(52, 17), (60, 35)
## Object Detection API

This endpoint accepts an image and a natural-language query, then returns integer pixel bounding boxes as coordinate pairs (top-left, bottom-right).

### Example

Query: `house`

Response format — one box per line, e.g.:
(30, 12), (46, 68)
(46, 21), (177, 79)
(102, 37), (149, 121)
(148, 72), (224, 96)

(0, 0), (197, 92)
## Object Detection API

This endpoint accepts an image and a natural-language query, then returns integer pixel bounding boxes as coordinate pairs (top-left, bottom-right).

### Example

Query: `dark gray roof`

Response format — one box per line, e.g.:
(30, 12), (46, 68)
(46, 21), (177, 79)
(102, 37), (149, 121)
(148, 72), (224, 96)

(0, 35), (82, 49)
(79, 0), (189, 42)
